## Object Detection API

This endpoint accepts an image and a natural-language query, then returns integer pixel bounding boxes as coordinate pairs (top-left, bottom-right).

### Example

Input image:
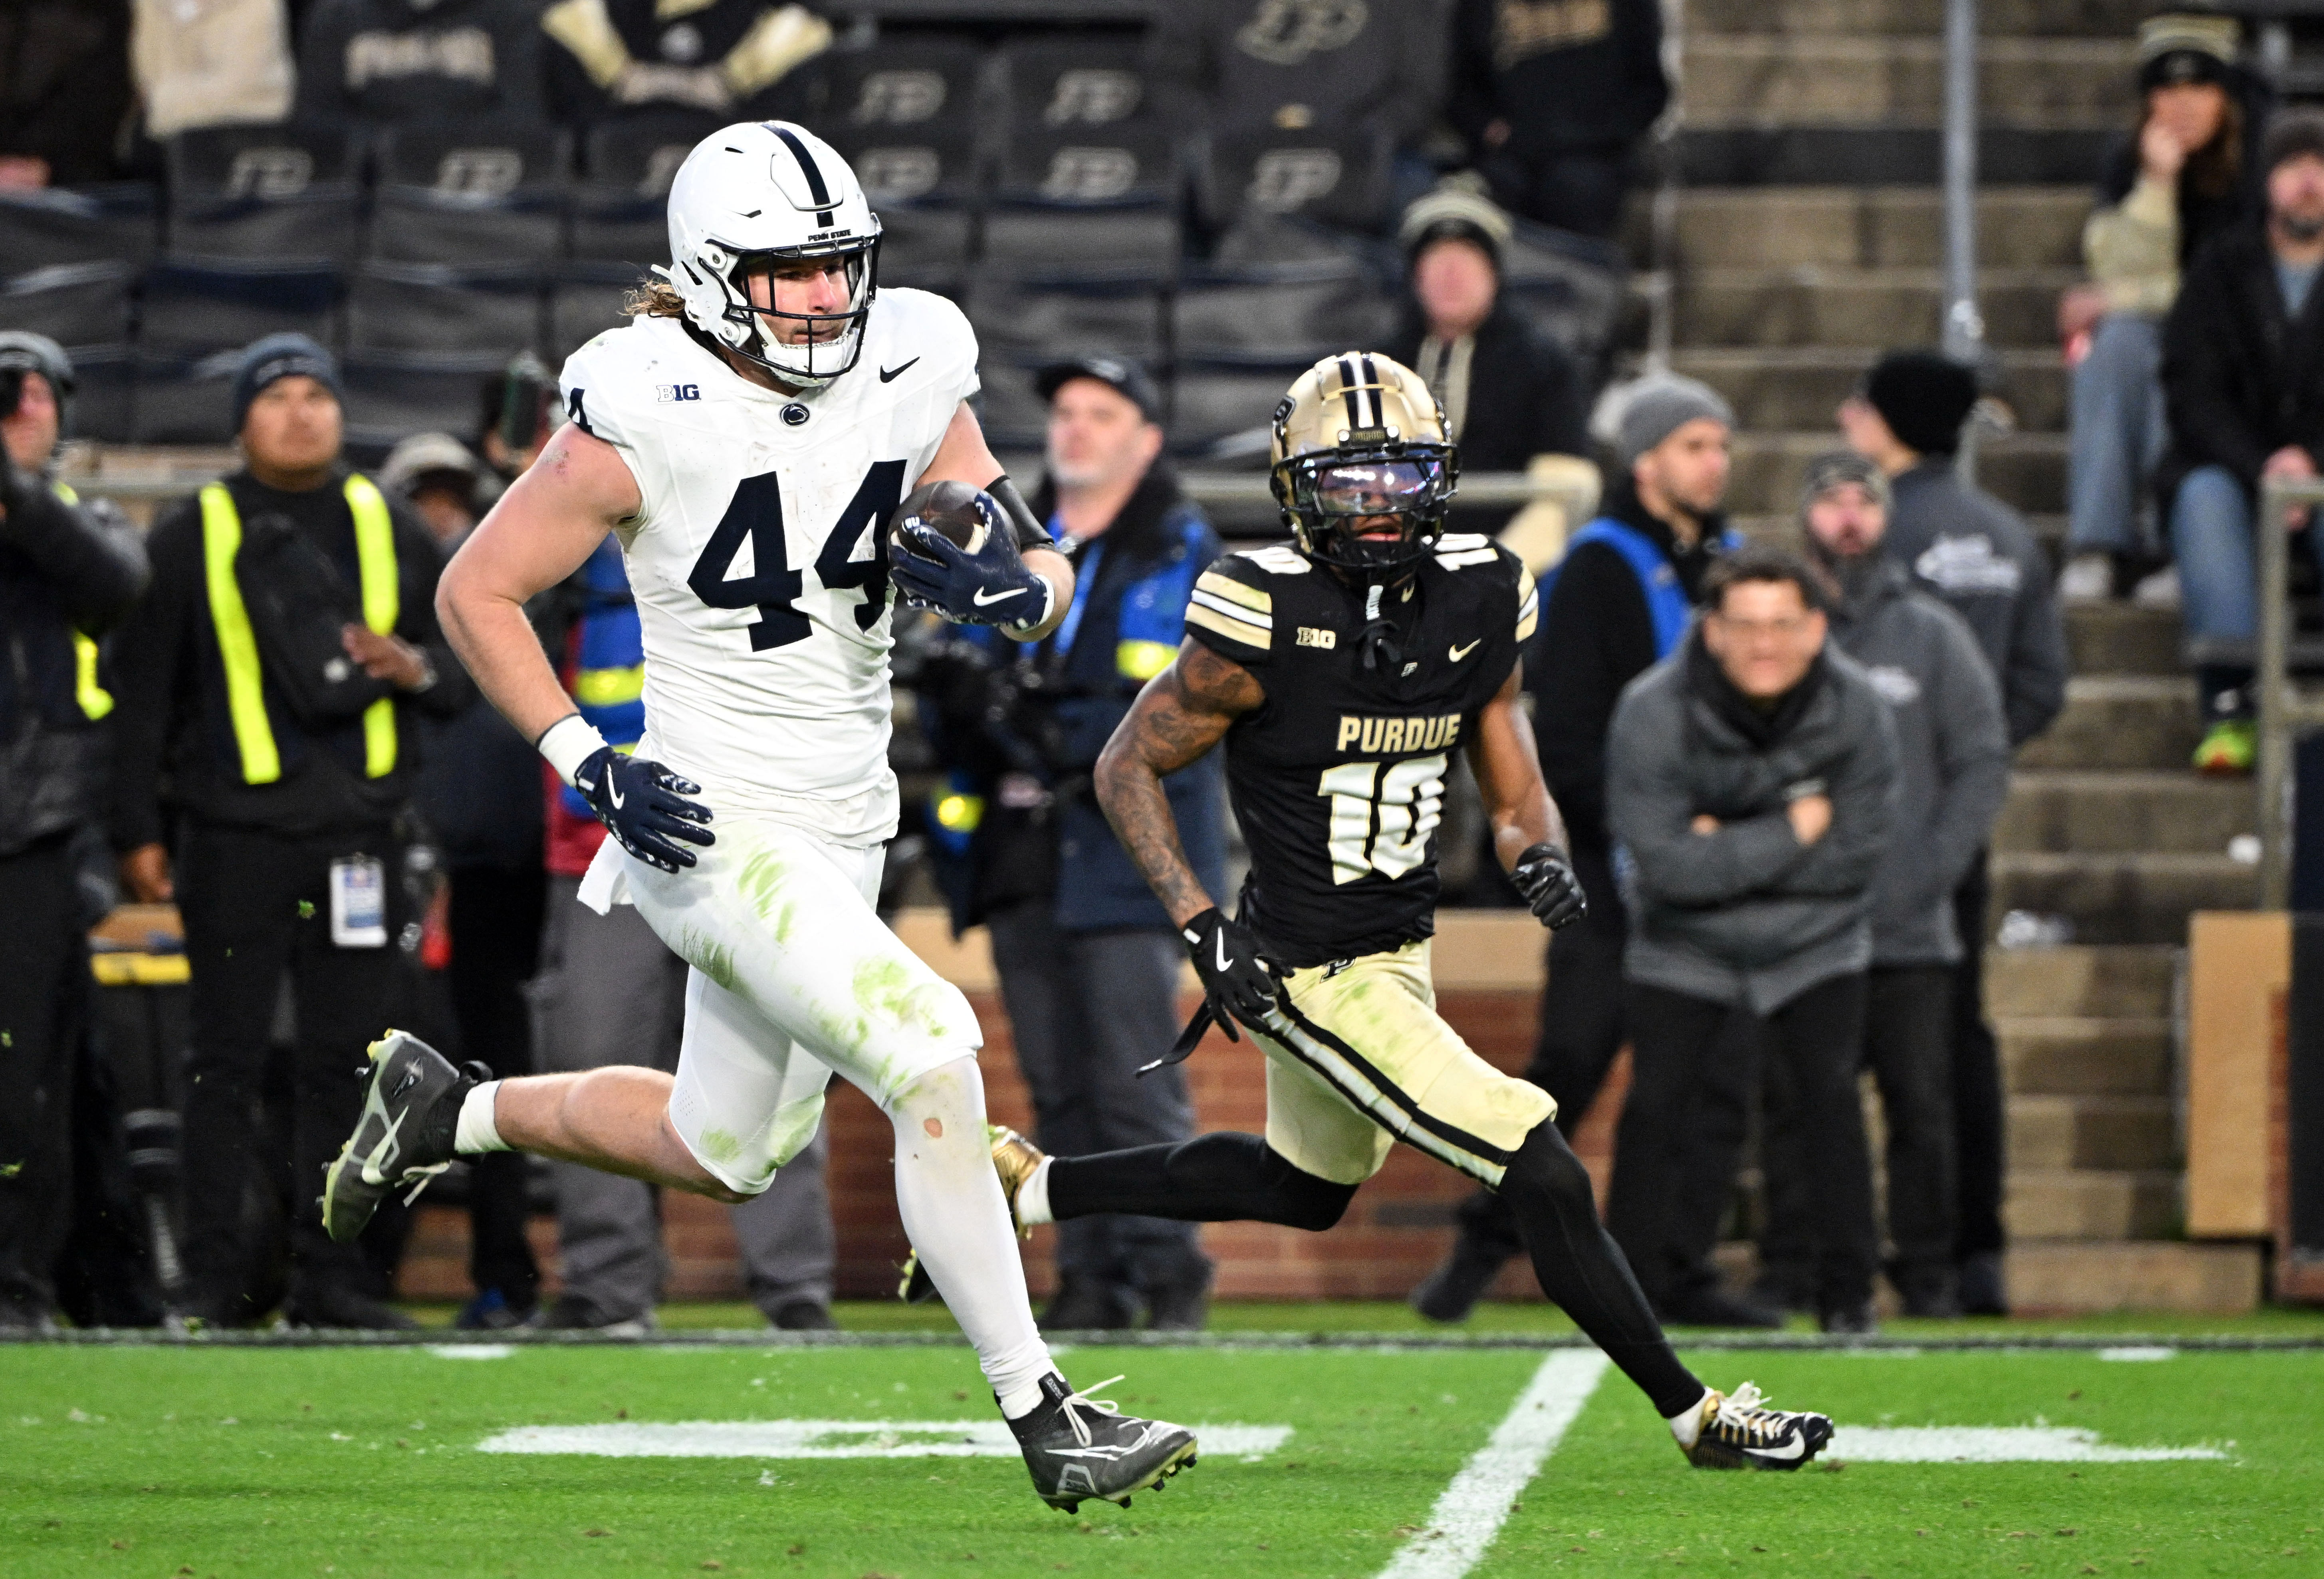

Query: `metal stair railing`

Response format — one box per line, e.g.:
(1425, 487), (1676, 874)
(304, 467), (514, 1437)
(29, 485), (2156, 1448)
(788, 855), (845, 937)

(2254, 474), (2324, 906)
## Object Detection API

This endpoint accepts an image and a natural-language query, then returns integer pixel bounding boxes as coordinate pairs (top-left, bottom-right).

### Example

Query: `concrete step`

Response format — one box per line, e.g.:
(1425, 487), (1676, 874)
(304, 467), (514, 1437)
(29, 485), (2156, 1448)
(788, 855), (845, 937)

(2003, 1240), (2261, 1313)
(1674, 266), (2079, 353)
(2015, 676), (2199, 772)
(1672, 186), (2091, 270)
(2009, 1093), (2178, 1170)
(1682, 346), (2064, 432)
(1676, 126), (2120, 188)
(2066, 601), (2182, 676)
(1996, 770), (2253, 855)
(1985, 943), (2176, 1018)
(1688, 0), (2153, 38)
(1729, 429), (2063, 516)
(2003, 1166), (2179, 1238)
(1682, 35), (2135, 128)
(1988, 851), (2256, 944)
(1999, 1016), (2173, 1097)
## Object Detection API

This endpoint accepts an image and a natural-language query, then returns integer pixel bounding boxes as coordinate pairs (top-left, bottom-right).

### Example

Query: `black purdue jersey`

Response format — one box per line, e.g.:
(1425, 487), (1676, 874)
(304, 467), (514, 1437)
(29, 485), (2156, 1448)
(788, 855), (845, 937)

(1184, 535), (1539, 968)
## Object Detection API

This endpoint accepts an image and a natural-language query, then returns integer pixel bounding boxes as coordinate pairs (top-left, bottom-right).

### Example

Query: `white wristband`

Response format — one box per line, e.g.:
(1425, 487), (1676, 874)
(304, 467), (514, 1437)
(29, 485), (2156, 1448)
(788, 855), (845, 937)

(1003, 574), (1058, 639)
(537, 713), (610, 790)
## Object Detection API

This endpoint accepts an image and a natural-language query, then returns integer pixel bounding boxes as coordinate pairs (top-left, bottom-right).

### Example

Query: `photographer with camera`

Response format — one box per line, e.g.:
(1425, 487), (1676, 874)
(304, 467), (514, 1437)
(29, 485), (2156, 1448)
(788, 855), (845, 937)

(107, 333), (472, 1330)
(910, 358), (1226, 1332)
(0, 333), (149, 1331)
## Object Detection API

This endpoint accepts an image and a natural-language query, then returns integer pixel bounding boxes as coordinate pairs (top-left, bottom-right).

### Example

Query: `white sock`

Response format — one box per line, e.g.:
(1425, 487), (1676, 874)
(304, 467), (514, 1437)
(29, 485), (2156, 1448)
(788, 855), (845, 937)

(1016, 1156), (1055, 1227)
(454, 1081), (510, 1154)
(888, 1057), (1053, 1418)
(1668, 1387), (1715, 1447)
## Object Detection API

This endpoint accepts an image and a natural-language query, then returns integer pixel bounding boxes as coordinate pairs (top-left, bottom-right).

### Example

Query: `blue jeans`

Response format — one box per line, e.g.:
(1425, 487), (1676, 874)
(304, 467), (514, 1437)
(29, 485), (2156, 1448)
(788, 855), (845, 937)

(2068, 313), (2168, 556)
(2169, 462), (2324, 717)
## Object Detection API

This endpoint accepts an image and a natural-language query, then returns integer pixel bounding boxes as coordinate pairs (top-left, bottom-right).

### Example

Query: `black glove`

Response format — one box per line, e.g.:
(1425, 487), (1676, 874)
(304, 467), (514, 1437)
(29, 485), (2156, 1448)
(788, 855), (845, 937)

(1512, 843), (1588, 930)
(1180, 906), (1286, 1038)
(890, 515), (1051, 628)
(573, 746), (715, 873)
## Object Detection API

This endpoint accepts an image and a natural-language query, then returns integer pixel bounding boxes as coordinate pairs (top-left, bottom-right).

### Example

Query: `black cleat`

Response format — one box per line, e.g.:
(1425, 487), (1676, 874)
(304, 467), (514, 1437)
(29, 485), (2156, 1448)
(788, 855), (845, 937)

(1680, 1383), (1834, 1470)
(1007, 1373), (1198, 1512)
(321, 1030), (489, 1243)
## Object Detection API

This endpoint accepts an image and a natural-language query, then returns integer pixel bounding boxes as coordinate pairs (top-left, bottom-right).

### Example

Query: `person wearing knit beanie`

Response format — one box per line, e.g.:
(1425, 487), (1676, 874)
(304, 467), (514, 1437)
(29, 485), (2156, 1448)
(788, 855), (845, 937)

(1852, 351), (1979, 460)
(1616, 373), (1737, 470)
(231, 331), (343, 439)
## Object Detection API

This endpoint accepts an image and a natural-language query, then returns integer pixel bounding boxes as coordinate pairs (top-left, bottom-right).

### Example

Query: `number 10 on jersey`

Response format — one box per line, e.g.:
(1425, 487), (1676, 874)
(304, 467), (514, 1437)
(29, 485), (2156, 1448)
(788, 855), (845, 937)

(1320, 754), (1448, 883)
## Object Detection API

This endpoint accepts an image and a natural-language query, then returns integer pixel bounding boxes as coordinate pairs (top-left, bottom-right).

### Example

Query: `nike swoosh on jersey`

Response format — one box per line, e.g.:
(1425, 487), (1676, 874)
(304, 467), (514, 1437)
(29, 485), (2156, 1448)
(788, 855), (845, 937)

(879, 358), (920, 383)
(1449, 640), (1482, 662)
(972, 585), (1028, 606)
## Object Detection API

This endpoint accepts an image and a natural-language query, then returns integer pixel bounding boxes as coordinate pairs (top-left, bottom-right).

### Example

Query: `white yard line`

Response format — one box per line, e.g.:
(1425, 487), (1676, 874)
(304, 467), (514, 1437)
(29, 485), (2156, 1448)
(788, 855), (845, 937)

(1374, 1350), (1611, 1579)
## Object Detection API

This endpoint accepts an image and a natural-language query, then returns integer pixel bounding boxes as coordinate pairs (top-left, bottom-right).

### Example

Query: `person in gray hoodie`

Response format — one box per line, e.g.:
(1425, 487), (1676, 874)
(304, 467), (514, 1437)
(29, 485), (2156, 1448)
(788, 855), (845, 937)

(1755, 454), (2012, 1318)
(1605, 545), (1900, 1333)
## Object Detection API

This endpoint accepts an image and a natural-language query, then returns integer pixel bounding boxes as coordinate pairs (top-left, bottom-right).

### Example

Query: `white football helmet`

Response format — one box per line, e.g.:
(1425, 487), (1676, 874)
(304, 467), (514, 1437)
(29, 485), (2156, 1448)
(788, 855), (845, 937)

(662, 121), (884, 389)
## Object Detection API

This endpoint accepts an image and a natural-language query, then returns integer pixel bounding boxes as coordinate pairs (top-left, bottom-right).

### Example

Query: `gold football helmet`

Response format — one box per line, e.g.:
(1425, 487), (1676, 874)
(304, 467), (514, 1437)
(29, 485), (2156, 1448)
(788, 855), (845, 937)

(1269, 351), (1459, 572)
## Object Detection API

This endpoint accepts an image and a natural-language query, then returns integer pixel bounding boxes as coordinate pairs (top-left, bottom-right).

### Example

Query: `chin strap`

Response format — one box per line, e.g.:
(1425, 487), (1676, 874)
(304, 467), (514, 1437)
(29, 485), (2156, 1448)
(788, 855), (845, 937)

(1356, 579), (1403, 674)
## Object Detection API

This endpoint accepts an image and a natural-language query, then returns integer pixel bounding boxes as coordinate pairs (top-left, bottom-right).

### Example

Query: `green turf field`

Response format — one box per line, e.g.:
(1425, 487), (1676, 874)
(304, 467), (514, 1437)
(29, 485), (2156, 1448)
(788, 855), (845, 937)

(6, 1330), (2321, 1579)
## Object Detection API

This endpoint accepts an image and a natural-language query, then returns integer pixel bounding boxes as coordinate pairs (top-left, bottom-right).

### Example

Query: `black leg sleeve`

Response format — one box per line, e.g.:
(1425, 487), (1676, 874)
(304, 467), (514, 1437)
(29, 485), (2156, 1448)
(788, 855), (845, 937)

(1046, 1132), (1356, 1232)
(1501, 1121), (1705, 1419)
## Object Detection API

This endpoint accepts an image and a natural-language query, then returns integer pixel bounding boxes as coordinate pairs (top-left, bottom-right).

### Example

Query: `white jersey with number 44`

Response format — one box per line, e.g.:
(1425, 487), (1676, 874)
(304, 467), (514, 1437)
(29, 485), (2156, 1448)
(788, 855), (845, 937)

(557, 288), (980, 847)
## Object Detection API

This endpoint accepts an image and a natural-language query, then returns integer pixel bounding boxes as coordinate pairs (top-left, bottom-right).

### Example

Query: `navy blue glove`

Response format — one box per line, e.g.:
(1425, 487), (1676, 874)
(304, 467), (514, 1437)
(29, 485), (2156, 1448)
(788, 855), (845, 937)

(890, 513), (1051, 628)
(1512, 843), (1587, 930)
(573, 746), (715, 873)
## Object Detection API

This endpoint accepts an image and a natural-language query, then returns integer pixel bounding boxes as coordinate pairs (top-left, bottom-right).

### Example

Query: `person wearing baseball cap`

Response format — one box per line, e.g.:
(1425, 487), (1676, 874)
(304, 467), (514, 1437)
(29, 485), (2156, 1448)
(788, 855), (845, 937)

(105, 332), (473, 1331)
(909, 354), (1226, 1332)
(2156, 107), (2324, 776)
(2058, 12), (2263, 604)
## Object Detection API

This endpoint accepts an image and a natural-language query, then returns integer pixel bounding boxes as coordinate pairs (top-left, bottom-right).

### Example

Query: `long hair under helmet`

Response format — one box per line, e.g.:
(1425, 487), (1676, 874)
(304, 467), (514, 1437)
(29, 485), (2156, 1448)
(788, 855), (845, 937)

(1270, 352), (1458, 573)
(662, 121), (883, 389)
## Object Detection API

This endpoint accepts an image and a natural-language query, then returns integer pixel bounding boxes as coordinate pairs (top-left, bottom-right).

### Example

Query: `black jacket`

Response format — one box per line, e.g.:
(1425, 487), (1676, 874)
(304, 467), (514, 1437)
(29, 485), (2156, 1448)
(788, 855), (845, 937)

(1150, 0), (1445, 144)
(108, 470), (471, 850)
(1448, 0), (1668, 160)
(1527, 482), (1728, 851)
(0, 472), (147, 855)
(1386, 300), (1588, 536)
(295, 0), (547, 126)
(2159, 220), (2324, 507)
(0, 0), (132, 185)
(543, 0), (829, 127)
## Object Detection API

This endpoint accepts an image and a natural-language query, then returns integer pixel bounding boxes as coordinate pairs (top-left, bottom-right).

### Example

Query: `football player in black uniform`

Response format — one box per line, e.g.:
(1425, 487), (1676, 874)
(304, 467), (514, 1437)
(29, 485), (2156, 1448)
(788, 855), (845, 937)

(961, 353), (1833, 1470)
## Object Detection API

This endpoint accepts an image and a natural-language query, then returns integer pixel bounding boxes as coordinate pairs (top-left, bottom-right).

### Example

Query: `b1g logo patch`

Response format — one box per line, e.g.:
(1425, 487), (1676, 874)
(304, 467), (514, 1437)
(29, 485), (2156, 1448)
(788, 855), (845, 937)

(656, 384), (702, 403)
(1296, 626), (1336, 649)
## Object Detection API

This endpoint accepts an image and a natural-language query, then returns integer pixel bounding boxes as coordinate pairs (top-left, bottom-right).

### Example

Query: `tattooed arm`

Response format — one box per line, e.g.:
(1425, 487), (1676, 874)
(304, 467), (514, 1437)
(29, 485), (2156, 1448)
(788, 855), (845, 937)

(1466, 661), (1571, 873)
(1095, 637), (1266, 927)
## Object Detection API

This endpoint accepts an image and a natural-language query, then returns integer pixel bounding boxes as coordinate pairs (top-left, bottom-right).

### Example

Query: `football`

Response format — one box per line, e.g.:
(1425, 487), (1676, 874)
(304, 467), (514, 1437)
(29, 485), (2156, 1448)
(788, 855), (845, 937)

(889, 479), (991, 561)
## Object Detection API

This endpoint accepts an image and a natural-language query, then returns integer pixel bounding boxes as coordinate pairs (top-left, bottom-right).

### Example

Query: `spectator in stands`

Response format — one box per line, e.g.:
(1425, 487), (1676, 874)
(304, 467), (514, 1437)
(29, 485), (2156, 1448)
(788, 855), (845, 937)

(131, 0), (295, 139)
(1605, 546), (1897, 1335)
(530, 533), (837, 1334)
(1152, 0), (1444, 166)
(296, 0), (547, 127)
(2059, 14), (2265, 604)
(914, 357), (1223, 1332)
(1386, 178), (1596, 566)
(1447, 0), (1670, 239)
(0, 334), (149, 1330)
(381, 432), (484, 548)
(1838, 349), (2066, 1317)
(107, 334), (472, 1329)
(1755, 453), (2009, 1319)
(0, 0), (134, 186)
(1411, 373), (1737, 1324)
(2157, 109), (2324, 778)
(541, 0), (830, 127)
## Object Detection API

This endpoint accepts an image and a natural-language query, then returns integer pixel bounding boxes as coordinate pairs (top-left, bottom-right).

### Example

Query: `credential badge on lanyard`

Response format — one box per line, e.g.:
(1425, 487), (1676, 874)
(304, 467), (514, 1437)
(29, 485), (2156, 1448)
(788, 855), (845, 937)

(329, 855), (389, 948)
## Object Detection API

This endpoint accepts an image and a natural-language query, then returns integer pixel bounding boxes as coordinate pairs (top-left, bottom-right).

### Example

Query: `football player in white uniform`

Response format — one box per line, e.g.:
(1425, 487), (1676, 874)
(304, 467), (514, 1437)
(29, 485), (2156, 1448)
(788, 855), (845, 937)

(318, 122), (1198, 1513)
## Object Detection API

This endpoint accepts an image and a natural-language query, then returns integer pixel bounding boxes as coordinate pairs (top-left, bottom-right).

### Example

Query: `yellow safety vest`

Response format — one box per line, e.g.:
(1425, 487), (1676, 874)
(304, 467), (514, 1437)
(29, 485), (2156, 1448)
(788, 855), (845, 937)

(198, 474), (401, 784)
(50, 482), (115, 721)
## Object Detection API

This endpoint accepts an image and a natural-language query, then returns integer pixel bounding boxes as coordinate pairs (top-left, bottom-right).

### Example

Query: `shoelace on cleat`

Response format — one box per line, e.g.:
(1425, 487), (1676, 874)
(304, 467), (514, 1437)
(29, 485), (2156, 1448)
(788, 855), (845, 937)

(1710, 1382), (1789, 1446)
(1057, 1376), (1128, 1448)
(397, 1161), (452, 1207)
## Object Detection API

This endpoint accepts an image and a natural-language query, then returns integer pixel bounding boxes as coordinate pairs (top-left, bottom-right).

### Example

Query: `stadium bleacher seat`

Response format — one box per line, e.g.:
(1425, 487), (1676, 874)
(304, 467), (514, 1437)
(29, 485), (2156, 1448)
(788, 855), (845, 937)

(1174, 243), (1397, 369)
(988, 47), (1179, 283)
(570, 113), (713, 266)
(167, 124), (361, 267)
(1000, 32), (1150, 132)
(821, 37), (988, 289)
(0, 262), (135, 350)
(1203, 126), (1393, 235)
(971, 356), (1052, 452)
(0, 185), (158, 278)
(347, 261), (543, 357)
(67, 343), (135, 444)
(130, 347), (244, 445)
(1165, 363), (1304, 458)
(547, 262), (641, 362)
(1495, 219), (1629, 391)
(139, 258), (341, 355)
(966, 273), (1164, 366)
(371, 122), (569, 266)
(341, 351), (508, 458)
